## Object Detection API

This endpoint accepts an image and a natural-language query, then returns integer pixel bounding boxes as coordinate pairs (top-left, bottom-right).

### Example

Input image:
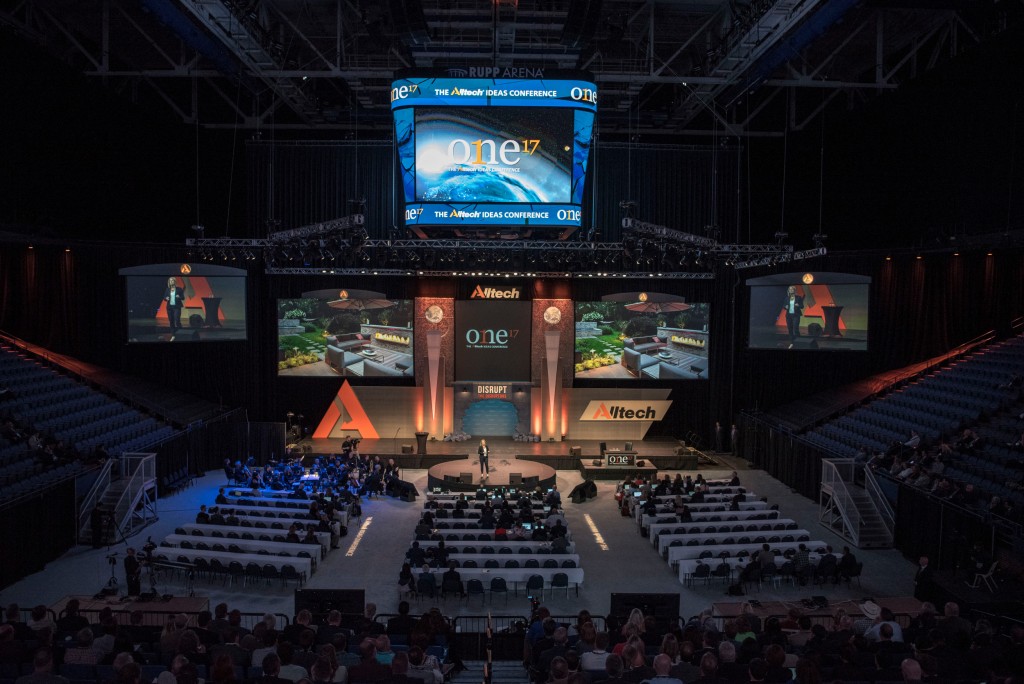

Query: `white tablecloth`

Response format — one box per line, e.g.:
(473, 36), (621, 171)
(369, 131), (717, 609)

(667, 538), (825, 562)
(152, 547), (313, 576)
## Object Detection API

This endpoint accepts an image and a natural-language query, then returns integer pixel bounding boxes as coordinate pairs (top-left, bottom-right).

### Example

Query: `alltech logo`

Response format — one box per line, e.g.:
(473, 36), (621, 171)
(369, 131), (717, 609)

(470, 285), (520, 299)
(581, 400), (673, 421)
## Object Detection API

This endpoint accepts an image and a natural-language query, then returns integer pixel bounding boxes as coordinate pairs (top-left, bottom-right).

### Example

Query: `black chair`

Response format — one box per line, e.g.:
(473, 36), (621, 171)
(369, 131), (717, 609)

(525, 559), (540, 568)
(489, 577), (509, 605)
(525, 574), (545, 599)
(504, 559), (520, 568)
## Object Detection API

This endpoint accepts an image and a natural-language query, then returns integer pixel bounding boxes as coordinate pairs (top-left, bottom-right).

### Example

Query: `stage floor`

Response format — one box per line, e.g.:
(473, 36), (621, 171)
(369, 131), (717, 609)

(296, 435), (689, 459)
(426, 457), (557, 491)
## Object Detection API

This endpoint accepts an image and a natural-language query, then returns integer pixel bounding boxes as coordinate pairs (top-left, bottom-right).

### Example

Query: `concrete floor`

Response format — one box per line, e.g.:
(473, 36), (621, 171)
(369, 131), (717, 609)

(2, 454), (917, 622)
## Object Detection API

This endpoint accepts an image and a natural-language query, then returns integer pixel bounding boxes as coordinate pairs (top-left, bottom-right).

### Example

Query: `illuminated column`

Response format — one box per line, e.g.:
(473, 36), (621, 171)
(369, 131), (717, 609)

(541, 330), (562, 441)
(424, 330), (445, 439)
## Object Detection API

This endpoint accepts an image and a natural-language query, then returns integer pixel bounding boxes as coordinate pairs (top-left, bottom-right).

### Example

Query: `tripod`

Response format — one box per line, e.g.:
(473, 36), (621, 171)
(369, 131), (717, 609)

(105, 554), (119, 592)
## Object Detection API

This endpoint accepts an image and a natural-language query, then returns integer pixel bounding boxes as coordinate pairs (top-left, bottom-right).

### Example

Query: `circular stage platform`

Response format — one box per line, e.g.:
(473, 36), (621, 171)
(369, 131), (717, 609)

(426, 458), (556, 492)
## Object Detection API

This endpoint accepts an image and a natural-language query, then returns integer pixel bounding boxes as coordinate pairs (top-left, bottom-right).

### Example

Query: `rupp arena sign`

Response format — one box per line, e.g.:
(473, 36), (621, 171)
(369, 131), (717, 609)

(580, 400), (673, 421)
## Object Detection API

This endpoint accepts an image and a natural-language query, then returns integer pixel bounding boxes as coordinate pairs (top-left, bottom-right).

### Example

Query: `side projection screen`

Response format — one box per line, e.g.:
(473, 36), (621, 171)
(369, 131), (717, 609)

(391, 74), (597, 230)
(747, 272), (870, 351)
(120, 263), (247, 343)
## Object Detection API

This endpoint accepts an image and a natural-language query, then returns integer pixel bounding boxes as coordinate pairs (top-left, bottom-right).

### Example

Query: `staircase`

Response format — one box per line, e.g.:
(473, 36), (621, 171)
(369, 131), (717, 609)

(78, 454), (159, 546)
(819, 459), (893, 549)
(450, 661), (527, 684)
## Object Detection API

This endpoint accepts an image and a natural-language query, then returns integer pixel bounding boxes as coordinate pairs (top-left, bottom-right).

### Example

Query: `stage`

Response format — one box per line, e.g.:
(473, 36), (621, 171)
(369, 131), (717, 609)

(291, 436), (718, 471)
(426, 457), (557, 492)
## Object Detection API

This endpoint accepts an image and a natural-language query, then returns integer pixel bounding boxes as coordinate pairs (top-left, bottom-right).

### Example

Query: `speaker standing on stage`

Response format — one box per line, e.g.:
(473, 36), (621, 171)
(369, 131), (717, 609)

(783, 285), (805, 349)
(163, 277), (185, 342)
(123, 547), (141, 596)
(478, 439), (489, 478)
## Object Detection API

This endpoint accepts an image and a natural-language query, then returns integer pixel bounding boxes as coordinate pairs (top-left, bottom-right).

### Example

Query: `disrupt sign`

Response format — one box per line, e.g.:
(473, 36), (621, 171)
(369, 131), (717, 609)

(470, 285), (520, 299)
(581, 400), (673, 421)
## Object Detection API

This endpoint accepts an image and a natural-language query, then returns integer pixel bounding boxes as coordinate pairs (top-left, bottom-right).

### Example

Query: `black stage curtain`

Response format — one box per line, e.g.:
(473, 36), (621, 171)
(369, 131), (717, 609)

(0, 480), (76, 589)
(244, 140), (740, 241)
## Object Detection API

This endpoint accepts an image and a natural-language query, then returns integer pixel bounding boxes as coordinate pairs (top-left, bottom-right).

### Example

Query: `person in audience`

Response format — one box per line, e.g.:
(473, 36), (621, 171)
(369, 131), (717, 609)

(15, 648), (66, 684)
(384, 651), (416, 684)
(276, 643), (309, 682)
(602, 654), (626, 684)
(374, 636), (395, 666)
(580, 632), (610, 671)
(620, 642), (654, 683)
(208, 653), (238, 684)
(256, 653), (294, 684)
(63, 628), (101, 665)
(864, 606), (905, 643)
(347, 638), (389, 683)
(405, 646), (442, 684)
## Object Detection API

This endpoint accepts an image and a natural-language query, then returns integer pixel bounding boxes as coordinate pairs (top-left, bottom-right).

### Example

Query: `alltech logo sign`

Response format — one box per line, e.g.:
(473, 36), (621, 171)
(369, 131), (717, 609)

(581, 400), (673, 421)
(470, 285), (520, 299)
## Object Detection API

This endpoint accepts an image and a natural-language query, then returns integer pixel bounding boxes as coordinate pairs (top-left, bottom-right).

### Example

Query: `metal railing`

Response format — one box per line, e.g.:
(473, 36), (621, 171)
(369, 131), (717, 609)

(863, 465), (895, 534)
(819, 459), (863, 546)
(77, 453), (157, 543)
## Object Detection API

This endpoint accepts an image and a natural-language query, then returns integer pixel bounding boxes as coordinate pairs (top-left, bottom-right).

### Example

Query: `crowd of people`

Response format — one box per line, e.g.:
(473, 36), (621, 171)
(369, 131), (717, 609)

(858, 425), (1023, 523)
(522, 601), (1024, 684)
(0, 416), (92, 467)
(222, 439), (403, 501)
(0, 600), (458, 684)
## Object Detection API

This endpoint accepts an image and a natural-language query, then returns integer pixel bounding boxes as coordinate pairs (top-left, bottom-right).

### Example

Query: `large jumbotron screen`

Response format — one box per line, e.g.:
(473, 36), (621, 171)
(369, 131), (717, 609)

(747, 272), (870, 351)
(390, 74), (597, 229)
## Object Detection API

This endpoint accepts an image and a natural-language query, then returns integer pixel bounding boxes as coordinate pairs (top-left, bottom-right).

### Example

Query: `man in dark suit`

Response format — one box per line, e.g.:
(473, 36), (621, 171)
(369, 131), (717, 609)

(782, 285), (805, 349)
(163, 276), (185, 341)
(913, 555), (935, 602)
(123, 548), (141, 597)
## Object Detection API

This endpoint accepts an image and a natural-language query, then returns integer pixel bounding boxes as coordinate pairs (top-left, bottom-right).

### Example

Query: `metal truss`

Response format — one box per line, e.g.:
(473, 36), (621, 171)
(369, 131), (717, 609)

(734, 246), (826, 269)
(1, 0), (1003, 136)
(268, 215), (365, 243)
(264, 266), (715, 280)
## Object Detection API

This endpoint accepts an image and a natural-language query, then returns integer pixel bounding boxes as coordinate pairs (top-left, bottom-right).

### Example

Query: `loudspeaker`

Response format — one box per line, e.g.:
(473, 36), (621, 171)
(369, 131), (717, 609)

(460, 472), (473, 483)
(570, 446), (582, 457)
(510, 473), (523, 486)
(636, 460), (645, 467)
(401, 444), (413, 454)
(624, 442), (633, 451)
(599, 442), (607, 455)
(584, 480), (598, 498)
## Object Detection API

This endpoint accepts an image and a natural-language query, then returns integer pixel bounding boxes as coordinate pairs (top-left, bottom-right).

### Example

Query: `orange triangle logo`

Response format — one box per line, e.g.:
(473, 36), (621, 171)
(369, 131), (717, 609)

(592, 403), (612, 420)
(312, 380), (380, 439)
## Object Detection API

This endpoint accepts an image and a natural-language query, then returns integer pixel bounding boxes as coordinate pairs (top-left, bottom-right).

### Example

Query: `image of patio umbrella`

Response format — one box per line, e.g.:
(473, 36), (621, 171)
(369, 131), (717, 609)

(624, 300), (691, 314)
(326, 289), (394, 311)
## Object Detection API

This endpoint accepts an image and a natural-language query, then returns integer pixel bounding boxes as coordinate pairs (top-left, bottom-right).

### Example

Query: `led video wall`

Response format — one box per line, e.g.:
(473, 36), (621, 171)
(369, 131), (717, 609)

(391, 75), (597, 229)
(277, 290), (414, 377)
(747, 272), (870, 351)
(574, 296), (711, 380)
(121, 263), (247, 343)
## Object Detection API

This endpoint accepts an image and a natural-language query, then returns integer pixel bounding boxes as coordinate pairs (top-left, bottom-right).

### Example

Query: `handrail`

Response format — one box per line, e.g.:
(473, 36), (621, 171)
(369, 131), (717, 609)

(115, 453), (157, 538)
(77, 459), (117, 543)
(863, 466), (895, 533)
(820, 459), (862, 542)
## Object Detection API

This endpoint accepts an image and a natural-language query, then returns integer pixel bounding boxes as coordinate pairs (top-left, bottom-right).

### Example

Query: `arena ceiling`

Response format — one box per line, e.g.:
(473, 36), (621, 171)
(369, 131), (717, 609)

(1, 0), (1021, 137)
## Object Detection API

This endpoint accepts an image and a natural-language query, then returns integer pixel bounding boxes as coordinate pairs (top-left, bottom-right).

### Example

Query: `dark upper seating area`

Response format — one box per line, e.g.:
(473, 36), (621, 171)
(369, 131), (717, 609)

(803, 335), (1024, 521)
(0, 344), (179, 502)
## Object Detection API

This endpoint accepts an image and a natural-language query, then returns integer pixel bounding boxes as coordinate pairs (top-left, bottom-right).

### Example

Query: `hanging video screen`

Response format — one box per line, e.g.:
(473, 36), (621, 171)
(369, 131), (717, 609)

(391, 73), (597, 229)
(747, 272), (870, 351)
(120, 264), (247, 343)
(277, 291), (414, 377)
(574, 296), (711, 380)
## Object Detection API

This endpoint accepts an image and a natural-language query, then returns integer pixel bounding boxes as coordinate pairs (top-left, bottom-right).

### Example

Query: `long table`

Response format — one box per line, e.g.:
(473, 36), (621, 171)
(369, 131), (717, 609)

(651, 520), (802, 552)
(411, 539), (576, 553)
(420, 567), (583, 595)
(152, 548), (313, 577)
(210, 504), (347, 525)
(164, 535), (320, 567)
(667, 539), (825, 563)
(649, 519), (799, 548)
(178, 524), (331, 550)
(656, 529), (811, 556)
(639, 504), (773, 530)
(221, 495), (314, 509)
(638, 499), (770, 528)
(442, 553), (580, 567)
(632, 492), (759, 522)
(677, 554), (822, 586)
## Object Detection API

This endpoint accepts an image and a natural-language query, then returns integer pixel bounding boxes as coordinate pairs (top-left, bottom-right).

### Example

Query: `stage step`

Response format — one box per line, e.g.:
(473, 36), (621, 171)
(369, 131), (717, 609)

(450, 661), (528, 684)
